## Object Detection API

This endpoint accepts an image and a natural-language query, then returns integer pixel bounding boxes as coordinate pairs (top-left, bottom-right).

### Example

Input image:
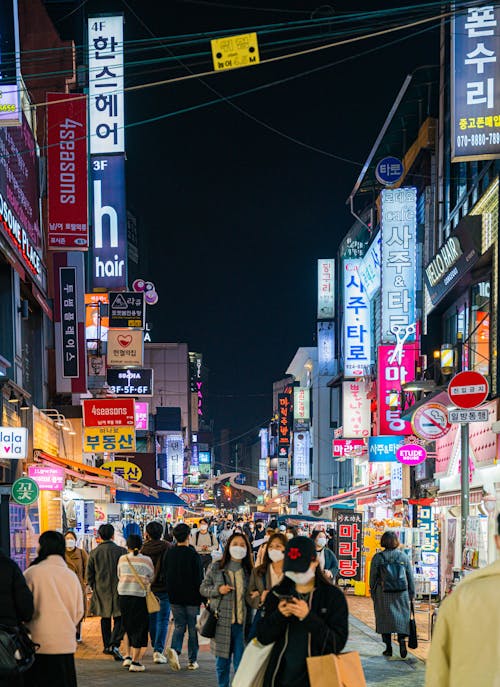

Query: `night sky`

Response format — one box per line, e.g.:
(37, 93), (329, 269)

(51, 0), (440, 434)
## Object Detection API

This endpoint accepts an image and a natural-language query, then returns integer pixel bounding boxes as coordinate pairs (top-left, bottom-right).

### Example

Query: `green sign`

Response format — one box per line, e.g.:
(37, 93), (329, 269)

(11, 477), (39, 506)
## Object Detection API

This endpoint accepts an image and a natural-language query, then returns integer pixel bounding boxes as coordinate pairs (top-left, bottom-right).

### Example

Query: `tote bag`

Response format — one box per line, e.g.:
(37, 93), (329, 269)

(126, 557), (161, 614)
(232, 638), (275, 687)
(306, 651), (366, 687)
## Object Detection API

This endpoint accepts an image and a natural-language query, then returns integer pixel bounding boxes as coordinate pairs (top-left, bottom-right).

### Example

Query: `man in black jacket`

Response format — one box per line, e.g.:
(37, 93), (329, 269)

(163, 523), (203, 672)
(141, 521), (171, 663)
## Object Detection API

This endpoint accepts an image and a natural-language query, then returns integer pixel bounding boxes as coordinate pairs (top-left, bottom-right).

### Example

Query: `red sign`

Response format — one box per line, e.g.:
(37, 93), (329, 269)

(278, 393), (291, 451)
(333, 439), (367, 458)
(334, 511), (363, 580)
(82, 399), (135, 427)
(448, 370), (489, 409)
(47, 93), (88, 250)
(308, 503), (320, 512)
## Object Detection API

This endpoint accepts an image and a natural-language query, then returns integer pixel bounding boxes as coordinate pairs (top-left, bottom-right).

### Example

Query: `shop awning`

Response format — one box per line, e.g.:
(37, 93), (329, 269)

(308, 480), (390, 510)
(437, 487), (484, 507)
(34, 451), (112, 477)
(115, 490), (188, 507)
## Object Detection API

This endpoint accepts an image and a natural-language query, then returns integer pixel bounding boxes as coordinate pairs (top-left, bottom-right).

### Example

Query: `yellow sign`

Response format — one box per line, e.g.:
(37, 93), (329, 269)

(102, 459), (142, 482)
(107, 329), (144, 367)
(83, 426), (136, 454)
(211, 32), (260, 71)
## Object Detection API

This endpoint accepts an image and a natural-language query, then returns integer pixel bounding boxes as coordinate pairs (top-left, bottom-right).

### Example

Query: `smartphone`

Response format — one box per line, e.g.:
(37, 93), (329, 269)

(274, 593), (295, 601)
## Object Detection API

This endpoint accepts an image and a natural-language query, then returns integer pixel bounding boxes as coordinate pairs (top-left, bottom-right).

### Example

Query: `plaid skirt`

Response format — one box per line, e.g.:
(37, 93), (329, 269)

(372, 586), (410, 635)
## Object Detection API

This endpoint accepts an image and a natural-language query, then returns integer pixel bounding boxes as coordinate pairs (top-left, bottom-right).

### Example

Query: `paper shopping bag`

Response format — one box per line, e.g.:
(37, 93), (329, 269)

(307, 652), (366, 687)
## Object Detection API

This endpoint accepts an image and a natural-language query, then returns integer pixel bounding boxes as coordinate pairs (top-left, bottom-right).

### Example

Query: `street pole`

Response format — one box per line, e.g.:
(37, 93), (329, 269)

(460, 422), (469, 566)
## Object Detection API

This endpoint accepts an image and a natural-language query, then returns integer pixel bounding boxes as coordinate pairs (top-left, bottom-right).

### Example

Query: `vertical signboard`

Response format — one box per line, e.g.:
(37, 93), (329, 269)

(0, 0), (21, 126)
(358, 231), (381, 299)
(259, 428), (268, 458)
(342, 381), (370, 438)
(292, 431), (310, 479)
(293, 387), (310, 423)
(278, 393), (291, 457)
(452, 5), (500, 161)
(335, 511), (363, 581)
(417, 506), (440, 594)
(47, 93), (88, 249)
(381, 188), (417, 342)
(317, 259), (335, 319)
(317, 321), (335, 376)
(90, 156), (127, 290)
(88, 15), (125, 154)
(343, 260), (371, 377)
(277, 455), (289, 494)
(167, 434), (184, 485)
(59, 267), (79, 378)
(377, 344), (418, 435)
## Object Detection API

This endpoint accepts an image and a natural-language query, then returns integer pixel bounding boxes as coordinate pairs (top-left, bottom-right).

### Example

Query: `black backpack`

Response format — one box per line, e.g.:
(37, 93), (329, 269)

(379, 553), (408, 593)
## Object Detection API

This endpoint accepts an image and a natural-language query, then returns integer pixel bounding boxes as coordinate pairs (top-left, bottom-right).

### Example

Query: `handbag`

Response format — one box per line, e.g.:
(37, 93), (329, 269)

(0, 624), (39, 676)
(307, 652), (366, 687)
(197, 570), (228, 638)
(232, 637), (274, 687)
(126, 556), (161, 614)
(408, 600), (418, 649)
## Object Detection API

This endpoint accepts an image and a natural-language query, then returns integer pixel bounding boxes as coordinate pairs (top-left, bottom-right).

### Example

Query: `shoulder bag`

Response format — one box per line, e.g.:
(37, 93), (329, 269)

(197, 570), (227, 638)
(126, 556), (160, 614)
(408, 600), (418, 649)
(0, 624), (39, 677)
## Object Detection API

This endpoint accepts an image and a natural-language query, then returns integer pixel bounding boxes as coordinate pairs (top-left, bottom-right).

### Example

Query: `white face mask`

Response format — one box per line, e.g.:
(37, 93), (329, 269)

(286, 533), (293, 540)
(268, 549), (285, 562)
(229, 545), (247, 560)
(285, 567), (316, 585)
(316, 537), (327, 548)
(200, 525), (208, 531)
(65, 540), (76, 550)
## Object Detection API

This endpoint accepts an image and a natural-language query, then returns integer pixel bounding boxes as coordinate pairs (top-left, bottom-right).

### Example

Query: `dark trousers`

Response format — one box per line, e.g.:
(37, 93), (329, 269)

(382, 632), (407, 646)
(24, 654), (76, 687)
(101, 616), (124, 649)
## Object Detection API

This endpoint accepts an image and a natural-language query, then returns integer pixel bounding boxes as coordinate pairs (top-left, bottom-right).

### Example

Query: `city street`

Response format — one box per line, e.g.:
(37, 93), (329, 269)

(76, 615), (426, 687)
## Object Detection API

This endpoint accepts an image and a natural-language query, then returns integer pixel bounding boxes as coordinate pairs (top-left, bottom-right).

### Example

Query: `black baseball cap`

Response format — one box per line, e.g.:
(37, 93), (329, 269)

(283, 536), (317, 573)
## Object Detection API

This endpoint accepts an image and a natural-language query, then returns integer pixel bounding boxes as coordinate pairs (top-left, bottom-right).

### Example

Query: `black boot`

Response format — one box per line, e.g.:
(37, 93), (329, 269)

(382, 634), (392, 656)
(398, 636), (408, 659)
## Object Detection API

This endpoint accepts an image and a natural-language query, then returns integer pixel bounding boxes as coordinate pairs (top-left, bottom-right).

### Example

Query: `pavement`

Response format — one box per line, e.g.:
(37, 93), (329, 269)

(76, 601), (427, 686)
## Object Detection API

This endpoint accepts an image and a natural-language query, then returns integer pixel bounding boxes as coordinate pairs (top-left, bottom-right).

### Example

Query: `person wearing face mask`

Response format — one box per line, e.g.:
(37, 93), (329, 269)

(310, 530), (339, 582)
(257, 536), (348, 687)
(200, 532), (253, 687)
(191, 518), (218, 571)
(218, 521), (234, 549)
(246, 533), (287, 639)
(64, 531), (88, 642)
(243, 520), (256, 543)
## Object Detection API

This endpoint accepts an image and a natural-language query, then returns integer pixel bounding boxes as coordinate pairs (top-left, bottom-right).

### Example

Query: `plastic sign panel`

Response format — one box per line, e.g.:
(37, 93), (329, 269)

(358, 231), (381, 299)
(108, 292), (145, 329)
(211, 32), (260, 71)
(11, 477), (39, 506)
(342, 381), (370, 438)
(59, 267), (79, 378)
(448, 408), (489, 423)
(106, 368), (153, 396)
(380, 188), (417, 341)
(390, 462), (404, 500)
(293, 431), (310, 479)
(0, 427), (27, 459)
(343, 260), (371, 377)
(396, 444), (427, 466)
(28, 465), (65, 491)
(333, 439), (367, 459)
(82, 399), (135, 427)
(375, 156), (404, 186)
(368, 436), (404, 462)
(318, 321), (335, 376)
(452, 5), (500, 161)
(417, 506), (440, 594)
(377, 344), (418, 435)
(83, 426), (136, 453)
(278, 393), (292, 455)
(47, 93), (88, 249)
(102, 459), (142, 482)
(0, 1), (21, 126)
(107, 329), (144, 367)
(90, 156), (127, 290)
(135, 402), (149, 430)
(88, 15), (124, 154)
(334, 511), (363, 580)
(317, 259), (335, 319)
(277, 455), (289, 494)
(293, 388), (310, 422)
(259, 428), (268, 459)
(166, 434), (184, 484)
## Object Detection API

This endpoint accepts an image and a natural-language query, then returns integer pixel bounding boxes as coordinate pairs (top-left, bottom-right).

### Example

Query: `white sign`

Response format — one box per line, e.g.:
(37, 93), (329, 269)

(0, 427), (27, 459)
(259, 428), (268, 459)
(343, 259), (371, 377)
(381, 188), (417, 341)
(294, 387), (310, 422)
(258, 458), (268, 482)
(448, 408), (489, 423)
(293, 431), (310, 479)
(358, 231), (381, 299)
(317, 259), (335, 319)
(277, 455), (289, 494)
(166, 434), (184, 484)
(342, 381), (371, 438)
(390, 462), (403, 500)
(88, 16), (124, 154)
(317, 321), (335, 376)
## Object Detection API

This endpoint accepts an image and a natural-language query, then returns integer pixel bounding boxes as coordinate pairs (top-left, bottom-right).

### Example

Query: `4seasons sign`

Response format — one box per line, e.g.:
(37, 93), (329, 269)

(82, 399), (135, 427)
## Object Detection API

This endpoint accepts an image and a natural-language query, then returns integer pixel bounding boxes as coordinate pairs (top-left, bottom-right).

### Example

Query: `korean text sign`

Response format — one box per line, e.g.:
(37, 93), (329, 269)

(59, 267), (80, 378)
(88, 16), (124, 154)
(358, 231), (381, 299)
(317, 321), (335, 376)
(83, 426), (136, 453)
(102, 459), (142, 482)
(334, 511), (363, 580)
(417, 506), (440, 594)
(278, 393), (291, 453)
(293, 387), (310, 422)
(107, 329), (144, 367)
(380, 188), (417, 341)
(452, 5), (500, 161)
(28, 466), (65, 491)
(342, 381), (371, 438)
(368, 436), (404, 462)
(343, 260), (371, 377)
(317, 259), (335, 319)
(47, 93), (88, 249)
(377, 344), (418, 435)
(292, 431), (310, 479)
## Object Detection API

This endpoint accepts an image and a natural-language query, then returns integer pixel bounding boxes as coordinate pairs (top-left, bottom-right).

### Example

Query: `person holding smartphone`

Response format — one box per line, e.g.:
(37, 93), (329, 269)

(257, 536), (348, 687)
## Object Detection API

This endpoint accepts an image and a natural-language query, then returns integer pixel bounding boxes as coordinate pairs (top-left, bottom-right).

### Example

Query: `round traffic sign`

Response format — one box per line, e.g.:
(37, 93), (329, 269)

(11, 477), (39, 506)
(411, 403), (451, 440)
(448, 370), (489, 409)
(396, 443), (427, 466)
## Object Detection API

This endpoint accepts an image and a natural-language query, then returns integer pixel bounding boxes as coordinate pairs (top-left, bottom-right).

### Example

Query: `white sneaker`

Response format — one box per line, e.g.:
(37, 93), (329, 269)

(167, 648), (181, 671)
(153, 651), (168, 664)
(122, 656), (132, 668)
(187, 661), (199, 670)
(129, 662), (145, 672)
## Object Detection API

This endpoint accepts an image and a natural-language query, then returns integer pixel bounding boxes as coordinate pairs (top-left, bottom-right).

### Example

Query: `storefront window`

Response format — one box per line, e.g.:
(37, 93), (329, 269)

(470, 280), (490, 376)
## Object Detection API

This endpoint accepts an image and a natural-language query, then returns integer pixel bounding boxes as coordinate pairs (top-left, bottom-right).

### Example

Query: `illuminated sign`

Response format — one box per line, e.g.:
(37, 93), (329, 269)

(83, 426), (136, 453)
(342, 381), (370, 438)
(259, 428), (268, 459)
(377, 344), (418, 435)
(343, 259), (371, 377)
(167, 434), (184, 484)
(381, 188), (417, 341)
(28, 465), (65, 491)
(292, 431), (310, 479)
(102, 459), (142, 482)
(107, 329), (144, 367)
(368, 435), (403, 462)
(317, 259), (335, 319)
(278, 393), (291, 455)
(0, 427), (27, 459)
(82, 399), (135, 427)
(88, 15), (124, 154)
(293, 388), (310, 422)
(106, 368), (153, 396)
(358, 231), (381, 299)
(135, 402), (149, 430)
(318, 321), (335, 376)
(109, 291), (145, 329)
(0, 2), (21, 126)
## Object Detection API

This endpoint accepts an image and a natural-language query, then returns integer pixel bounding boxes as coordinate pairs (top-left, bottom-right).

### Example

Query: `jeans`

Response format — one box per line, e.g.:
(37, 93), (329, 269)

(171, 604), (199, 663)
(215, 623), (244, 687)
(100, 616), (124, 649)
(149, 591), (171, 653)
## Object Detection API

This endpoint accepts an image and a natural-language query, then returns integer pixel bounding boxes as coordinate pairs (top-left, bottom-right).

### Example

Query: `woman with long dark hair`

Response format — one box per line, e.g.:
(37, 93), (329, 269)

(200, 532), (253, 687)
(246, 532), (287, 638)
(23, 531), (84, 687)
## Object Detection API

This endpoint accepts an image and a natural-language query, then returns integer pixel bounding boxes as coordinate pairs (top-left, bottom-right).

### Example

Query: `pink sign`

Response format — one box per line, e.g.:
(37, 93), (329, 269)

(28, 465), (65, 491)
(135, 402), (149, 430)
(396, 443), (427, 466)
(377, 344), (419, 435)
